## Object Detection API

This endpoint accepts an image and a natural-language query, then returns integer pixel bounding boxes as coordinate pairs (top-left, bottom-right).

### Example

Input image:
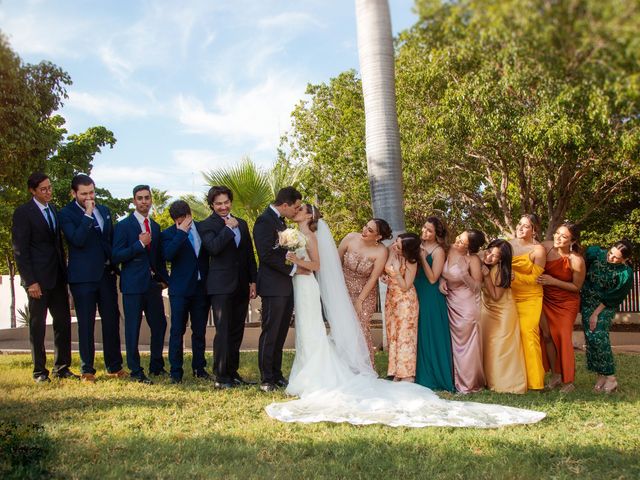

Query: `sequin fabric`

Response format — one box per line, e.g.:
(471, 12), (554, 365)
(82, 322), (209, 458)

(342, 250), (377, 365)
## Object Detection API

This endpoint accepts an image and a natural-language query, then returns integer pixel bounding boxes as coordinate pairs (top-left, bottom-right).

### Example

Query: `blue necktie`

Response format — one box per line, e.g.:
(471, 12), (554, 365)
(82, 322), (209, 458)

(44, 207), (54, 232)
(187, 228), (196, 252)
(92, 212), (102, 232)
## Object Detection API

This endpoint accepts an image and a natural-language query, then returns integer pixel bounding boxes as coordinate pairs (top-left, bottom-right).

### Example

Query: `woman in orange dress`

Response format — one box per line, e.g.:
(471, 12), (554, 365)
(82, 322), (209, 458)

(383, 233), (421, 382)
(537, 222), (585, 393)
(509, 214), (547, 390)
(339, 219), (392, 366)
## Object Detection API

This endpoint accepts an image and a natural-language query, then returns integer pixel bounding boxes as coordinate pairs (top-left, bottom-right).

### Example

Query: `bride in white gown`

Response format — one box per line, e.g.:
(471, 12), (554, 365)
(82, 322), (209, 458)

(265, 205), (545, 428)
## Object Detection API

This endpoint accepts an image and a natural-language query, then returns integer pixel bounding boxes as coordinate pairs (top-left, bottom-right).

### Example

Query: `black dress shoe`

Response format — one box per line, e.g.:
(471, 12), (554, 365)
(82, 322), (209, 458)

(130, 374), (153, 384)
(274, 378), (289, 388)
(214, 381), (234, 390)
(260, 382), (277, 392)
(54, 369), (80, 380)
(149, 369), (169, 377)
(34, 374), (51, 384)
(170, 376), (182, 384)
(232, 375), (256, 386)
(193, 370), (212, 380)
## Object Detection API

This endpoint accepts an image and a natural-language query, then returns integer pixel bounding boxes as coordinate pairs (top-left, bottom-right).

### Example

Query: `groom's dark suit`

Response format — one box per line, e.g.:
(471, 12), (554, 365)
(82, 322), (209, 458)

(12, 199), (72, 378)
(253, 206), (294, 384)
(200, 213), (257, 384)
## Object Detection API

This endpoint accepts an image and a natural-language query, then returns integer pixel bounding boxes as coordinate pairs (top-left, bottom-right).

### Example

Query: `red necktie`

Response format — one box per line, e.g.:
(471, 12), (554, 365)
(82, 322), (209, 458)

(143, 218), (151, 251)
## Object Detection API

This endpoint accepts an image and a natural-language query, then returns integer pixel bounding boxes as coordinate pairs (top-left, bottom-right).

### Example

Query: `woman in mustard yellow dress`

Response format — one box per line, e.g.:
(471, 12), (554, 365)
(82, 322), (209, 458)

(509, 214), (547, 390)
(480, 239), (527, 394)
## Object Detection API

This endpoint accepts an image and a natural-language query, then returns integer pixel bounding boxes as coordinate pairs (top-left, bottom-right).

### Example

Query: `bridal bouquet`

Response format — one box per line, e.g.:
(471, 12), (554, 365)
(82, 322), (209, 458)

(278, 227), (306, 251)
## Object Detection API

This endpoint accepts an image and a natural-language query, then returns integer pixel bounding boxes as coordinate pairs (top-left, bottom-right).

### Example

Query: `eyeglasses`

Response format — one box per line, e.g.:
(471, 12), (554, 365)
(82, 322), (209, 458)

(37, 186), (53, 192)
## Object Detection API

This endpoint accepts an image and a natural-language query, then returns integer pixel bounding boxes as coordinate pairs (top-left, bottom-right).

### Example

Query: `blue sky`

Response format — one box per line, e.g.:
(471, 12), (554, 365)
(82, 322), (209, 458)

(0, 0), (418, 200)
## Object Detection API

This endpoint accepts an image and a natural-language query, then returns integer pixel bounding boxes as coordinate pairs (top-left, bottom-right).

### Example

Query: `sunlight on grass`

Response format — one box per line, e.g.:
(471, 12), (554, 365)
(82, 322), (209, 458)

(1, 352), (638, 479)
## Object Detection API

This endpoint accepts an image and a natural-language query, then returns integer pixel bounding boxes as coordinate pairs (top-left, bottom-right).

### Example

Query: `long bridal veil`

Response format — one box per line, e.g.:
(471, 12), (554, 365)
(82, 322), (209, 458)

(265, 220), (546, 428)
(315, 220), (377, 378)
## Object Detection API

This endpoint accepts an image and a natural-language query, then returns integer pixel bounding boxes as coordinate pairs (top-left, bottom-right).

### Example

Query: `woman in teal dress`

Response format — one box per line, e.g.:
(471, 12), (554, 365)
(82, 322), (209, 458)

(415, 217), (454, 392)
(582, 239), (634, 393)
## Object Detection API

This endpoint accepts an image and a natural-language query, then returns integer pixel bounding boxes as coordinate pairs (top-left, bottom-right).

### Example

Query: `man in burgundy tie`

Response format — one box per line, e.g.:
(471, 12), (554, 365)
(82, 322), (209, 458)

(112, 185), (169, 384)
(199, 185), (257, 388)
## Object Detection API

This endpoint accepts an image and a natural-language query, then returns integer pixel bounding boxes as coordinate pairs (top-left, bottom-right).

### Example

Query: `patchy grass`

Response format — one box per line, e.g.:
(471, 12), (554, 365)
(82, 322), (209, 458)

(0, 351), (638, 479)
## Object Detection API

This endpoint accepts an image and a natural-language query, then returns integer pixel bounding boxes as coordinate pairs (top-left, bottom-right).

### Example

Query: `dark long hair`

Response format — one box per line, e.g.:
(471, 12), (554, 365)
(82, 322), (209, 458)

(424, 216), (448, 247)
(613, 239), (633, 265)
(485, 239), (513, 288)
(466, 229), (486, 254)
(560, 221), (582, 253)
(372, 218), (392, 241)
(398, 233), (421, 264)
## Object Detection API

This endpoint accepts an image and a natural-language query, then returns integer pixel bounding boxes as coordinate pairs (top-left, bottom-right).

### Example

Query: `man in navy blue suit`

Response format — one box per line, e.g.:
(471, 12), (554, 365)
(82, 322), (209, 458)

(161, 200), (210, 384)
(59, 174), (125, 383)
(200, 186), (257, 389)
(112, 185), (169, 384)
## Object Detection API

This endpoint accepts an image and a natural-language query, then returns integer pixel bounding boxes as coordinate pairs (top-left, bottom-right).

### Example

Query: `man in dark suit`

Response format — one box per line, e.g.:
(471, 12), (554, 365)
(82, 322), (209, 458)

(161, 200), (210, 384)
(200, 185), (257, 389)
(112, 184), (169, 384)
(11, 172), (78, 383)
(59, 174), (125, 383)
(252, 186), (304, 392)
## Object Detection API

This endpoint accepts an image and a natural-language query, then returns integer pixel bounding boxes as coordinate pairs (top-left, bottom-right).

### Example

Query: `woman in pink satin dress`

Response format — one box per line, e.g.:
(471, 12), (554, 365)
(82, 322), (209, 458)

(440, 230), (486, 393)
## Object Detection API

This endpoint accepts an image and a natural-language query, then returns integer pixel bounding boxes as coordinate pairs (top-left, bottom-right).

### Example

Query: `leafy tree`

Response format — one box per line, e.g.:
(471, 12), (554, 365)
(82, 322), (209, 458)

(201, 156), (301, 231)
(283, 71), (372, 241)
(396, 0), (640, 238)
(0, 32), (128, 324)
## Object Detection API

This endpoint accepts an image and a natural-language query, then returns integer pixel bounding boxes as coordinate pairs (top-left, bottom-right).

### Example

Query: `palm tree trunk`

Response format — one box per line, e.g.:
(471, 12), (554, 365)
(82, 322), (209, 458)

(356, 0), (405, 350)
(355, 0), (405, 234)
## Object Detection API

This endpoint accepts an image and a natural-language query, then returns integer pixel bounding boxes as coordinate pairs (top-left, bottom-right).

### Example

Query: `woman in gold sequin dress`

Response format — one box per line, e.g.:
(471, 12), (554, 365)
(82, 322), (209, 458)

(339, 219), (392, 366)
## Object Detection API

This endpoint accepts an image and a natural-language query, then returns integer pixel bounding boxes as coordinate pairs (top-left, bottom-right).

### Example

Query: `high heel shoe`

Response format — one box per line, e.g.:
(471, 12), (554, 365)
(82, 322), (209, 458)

(545, 375), (562, 391)
(602, 379), (618, 394)
(559, 383), (575, 393)
(593, 376), (606, 392)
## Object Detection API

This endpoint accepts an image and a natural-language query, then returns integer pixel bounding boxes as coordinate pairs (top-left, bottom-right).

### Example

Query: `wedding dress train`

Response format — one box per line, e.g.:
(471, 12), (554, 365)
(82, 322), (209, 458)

(265, 221), (545, 428)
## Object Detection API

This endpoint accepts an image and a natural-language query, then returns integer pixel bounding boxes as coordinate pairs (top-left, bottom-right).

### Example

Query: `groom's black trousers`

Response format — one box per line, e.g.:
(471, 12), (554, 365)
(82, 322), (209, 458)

(259, 295), (294, 384)
(210, 287), (250, 383)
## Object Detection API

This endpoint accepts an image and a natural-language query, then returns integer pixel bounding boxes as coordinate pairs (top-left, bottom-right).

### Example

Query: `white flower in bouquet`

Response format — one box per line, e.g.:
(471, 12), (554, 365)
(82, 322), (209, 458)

(278, 227), (307, 251)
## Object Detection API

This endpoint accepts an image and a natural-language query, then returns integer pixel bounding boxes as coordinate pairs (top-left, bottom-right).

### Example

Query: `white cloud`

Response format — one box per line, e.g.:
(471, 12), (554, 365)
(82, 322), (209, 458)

(175, 72), (305, 151)
(257, 12), (322, 30)
(67, 91), (148, 119)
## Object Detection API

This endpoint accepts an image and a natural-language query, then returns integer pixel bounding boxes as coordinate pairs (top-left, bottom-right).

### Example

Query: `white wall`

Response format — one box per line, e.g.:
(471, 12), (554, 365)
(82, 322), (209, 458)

(0, 275), (51, 329)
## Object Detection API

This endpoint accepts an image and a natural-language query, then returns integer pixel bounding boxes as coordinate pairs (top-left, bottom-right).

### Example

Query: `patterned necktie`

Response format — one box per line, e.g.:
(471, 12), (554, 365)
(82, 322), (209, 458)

(44, 207), (54, 232)
(143, 218), (151, 251)
(92, 212), (102, 232)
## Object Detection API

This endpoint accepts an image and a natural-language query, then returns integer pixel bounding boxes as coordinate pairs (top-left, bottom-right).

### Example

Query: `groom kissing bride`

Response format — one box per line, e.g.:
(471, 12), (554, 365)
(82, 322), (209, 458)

(256, 187), (546, 428)
(253, 187), (307, 392)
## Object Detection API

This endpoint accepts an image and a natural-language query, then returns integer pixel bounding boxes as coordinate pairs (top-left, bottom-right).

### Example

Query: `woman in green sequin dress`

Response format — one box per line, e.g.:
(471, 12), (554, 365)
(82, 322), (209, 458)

(581, 240), (634, 393)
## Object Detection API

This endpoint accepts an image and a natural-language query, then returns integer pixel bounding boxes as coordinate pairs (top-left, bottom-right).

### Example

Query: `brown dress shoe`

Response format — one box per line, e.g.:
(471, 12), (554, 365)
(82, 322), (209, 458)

(81, 373), (96, 383)
(106, 369), (129, 379)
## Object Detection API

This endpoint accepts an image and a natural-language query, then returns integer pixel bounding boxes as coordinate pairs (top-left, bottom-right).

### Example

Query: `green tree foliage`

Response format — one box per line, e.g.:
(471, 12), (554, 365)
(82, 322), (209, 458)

(201, 156), (301, 231)
(397, 0), (640, 238)
(0, 33), (128, 281)
(281, 1), (640, 246)
(283, 71), (372, 241)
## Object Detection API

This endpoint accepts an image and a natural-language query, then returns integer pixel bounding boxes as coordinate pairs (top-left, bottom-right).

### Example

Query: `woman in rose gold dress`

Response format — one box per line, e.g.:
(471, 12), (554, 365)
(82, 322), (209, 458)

(440, 230), (486, 393)
(383, 233), (421, 382)
(339, 219), (391, 366)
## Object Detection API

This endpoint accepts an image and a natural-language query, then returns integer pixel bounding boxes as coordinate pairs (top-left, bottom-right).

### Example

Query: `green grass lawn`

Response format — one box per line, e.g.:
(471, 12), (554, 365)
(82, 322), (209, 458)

(1, 351), (638, 480)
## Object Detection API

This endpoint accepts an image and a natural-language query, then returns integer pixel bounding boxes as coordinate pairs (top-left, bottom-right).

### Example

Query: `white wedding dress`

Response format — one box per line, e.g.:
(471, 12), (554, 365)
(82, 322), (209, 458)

(265, 221), (545, 428)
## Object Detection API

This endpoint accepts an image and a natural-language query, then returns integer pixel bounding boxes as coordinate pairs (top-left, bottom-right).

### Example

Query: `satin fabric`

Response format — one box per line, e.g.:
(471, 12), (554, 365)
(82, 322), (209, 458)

(542, 257), (580, 383)
(480, 266), (527, 393)
(511, 253), (545, 390)
(442, 258), (485, 393)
